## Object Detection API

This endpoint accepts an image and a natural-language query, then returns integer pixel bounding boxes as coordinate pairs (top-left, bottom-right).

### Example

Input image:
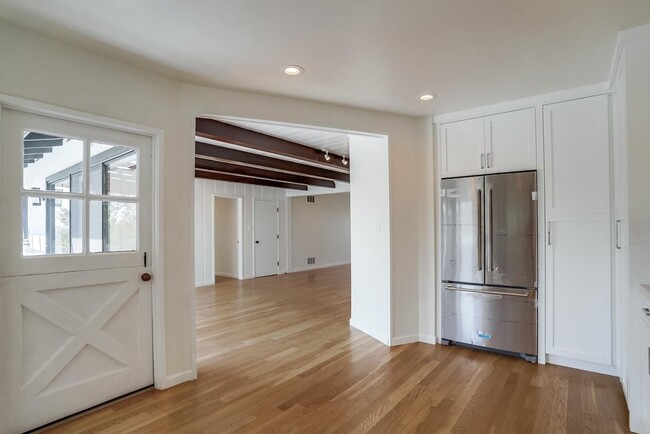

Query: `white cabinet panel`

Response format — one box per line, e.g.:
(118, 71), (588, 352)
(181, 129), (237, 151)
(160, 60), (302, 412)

(485, 108), (536, 173)
(440, 118), (484, 178)
(546, 219), (612, 364)
(543, 96), (610, 216)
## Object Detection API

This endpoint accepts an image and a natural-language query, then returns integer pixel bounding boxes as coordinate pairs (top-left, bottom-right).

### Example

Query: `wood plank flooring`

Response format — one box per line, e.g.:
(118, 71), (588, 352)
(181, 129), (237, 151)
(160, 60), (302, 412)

(45, 265), (630, 433)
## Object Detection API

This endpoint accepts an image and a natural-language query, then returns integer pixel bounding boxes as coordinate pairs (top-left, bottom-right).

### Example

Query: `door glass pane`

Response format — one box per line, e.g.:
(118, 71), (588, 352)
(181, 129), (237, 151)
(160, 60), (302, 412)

(23, 132), (83, 193)
(90, 201), (137, 253)
(22, 196), (83, 256)
(90, 143), (138, 197)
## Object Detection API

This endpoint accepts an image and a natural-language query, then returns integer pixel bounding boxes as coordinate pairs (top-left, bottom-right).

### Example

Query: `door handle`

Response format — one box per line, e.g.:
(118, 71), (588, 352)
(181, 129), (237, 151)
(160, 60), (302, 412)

(487, 188), (493, 272)
(547, 223), (552, 246)
(141, 273), (152, 282)
(616, 220), (622, 249)
(477, 189), (483, 271)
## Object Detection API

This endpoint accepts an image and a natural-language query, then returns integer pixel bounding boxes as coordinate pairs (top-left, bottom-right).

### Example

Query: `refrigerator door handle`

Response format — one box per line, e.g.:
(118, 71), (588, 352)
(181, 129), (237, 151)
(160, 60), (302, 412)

(445, 285), (531, 298)
(477, 188), (483, 271)
(487, 188), (494, 272)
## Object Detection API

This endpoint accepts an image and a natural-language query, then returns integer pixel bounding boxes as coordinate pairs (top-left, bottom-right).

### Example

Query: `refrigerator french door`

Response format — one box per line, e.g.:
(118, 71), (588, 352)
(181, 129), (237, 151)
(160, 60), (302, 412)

(441, 171), (538, 359)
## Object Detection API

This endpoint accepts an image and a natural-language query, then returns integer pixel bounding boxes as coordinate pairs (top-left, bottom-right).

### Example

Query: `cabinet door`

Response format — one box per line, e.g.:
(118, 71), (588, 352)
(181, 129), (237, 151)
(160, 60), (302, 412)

(545, 219), (612, 364)
(543, 95), (612, 366)
(543, 96), (610, 217)
(642, 318), (650, 429)
(485, 108), (536, 173)
(440, 118), (484, 178)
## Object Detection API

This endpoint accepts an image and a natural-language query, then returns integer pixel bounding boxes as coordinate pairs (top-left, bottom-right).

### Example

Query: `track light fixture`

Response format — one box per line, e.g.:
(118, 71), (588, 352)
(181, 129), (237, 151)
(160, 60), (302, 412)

(323, 149), (331, 161)
(342, 155), (348, 165)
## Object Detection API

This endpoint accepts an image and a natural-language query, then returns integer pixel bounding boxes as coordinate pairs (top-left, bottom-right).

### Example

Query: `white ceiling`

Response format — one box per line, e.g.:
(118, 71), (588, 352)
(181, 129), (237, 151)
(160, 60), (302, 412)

(219, 119), (350, 156)
(1, 1), (650, 116)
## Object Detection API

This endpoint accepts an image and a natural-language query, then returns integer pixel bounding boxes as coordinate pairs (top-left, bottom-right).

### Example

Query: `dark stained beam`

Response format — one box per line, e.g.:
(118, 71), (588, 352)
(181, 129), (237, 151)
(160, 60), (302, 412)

(195, 118), (350, 170)
(195, 158), (335, 188)
(195, 170), (308, 191)
(24, 147), (53, 155)
(195, 142), (350, 183)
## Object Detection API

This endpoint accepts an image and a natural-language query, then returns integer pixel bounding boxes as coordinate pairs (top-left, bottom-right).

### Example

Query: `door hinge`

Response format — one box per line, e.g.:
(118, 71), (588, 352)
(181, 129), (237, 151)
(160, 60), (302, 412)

(277, 234), (279, 239)
(277, 261), (280, 266)
(144, 252), (147, 267)
(277, 207), (279, 212)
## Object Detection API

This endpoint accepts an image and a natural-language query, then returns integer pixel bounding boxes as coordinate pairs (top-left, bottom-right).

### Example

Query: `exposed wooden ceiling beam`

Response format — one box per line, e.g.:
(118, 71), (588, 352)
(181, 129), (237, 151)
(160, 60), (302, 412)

(195, 170), (308, 191)
(195, 118), (350, 170)
(195, 158), (335, 188)
(195, 142), (350, 183)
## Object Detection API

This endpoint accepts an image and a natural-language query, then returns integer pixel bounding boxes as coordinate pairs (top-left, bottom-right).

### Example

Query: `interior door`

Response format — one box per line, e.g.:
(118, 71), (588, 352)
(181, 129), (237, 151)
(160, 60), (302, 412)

(485, 172), (537, 288)
(253, 199), (279, 277)
(0, 110), (153, 433)
(440, 176), (484, 285)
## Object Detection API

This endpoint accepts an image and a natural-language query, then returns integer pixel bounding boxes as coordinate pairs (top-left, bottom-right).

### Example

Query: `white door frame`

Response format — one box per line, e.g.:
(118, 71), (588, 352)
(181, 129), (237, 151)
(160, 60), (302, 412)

(212, 194), (244, 280)
(0, 93), (168, 389)
(253, 198), (279, 277)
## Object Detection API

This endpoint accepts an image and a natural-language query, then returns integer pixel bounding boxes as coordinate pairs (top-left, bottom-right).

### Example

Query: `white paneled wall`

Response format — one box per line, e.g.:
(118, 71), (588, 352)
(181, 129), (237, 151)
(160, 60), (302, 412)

(194, 178), (288, 285)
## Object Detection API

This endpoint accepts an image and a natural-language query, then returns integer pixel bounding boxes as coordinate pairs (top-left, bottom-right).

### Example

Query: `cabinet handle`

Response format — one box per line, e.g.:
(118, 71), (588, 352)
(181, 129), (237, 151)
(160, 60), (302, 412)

(616, 220), (622, 249)
(487, 152), (492, 168)
(643, 307), (650, 316)
(481, 153), (485, 169)
(547, 223), (552, 246)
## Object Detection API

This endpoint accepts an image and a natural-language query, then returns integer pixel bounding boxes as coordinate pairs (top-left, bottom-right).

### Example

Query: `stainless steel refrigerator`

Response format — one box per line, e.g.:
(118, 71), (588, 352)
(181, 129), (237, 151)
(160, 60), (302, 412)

(441, 171), (538, 360)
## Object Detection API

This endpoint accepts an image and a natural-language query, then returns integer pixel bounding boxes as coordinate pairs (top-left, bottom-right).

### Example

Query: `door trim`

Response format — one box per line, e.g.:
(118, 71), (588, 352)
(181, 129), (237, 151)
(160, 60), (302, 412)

(0, 93), (173, 389)
(212, 194), (244, 281)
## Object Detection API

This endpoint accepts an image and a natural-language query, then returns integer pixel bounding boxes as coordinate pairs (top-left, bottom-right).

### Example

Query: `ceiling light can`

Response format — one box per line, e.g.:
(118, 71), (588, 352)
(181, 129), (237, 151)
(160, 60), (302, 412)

(283, 65), (304, 76)
(419, 93), (437, 101)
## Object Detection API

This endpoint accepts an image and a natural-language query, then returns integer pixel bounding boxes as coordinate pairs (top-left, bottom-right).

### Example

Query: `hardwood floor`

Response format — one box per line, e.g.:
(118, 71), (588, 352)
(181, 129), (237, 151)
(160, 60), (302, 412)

(45, 265), (629, 433)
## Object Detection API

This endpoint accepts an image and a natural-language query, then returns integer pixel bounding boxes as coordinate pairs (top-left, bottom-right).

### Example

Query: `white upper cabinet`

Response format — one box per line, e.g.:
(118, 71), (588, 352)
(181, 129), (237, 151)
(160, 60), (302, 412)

(543, 96), (611, 217)
(439, 117), (484, 178)
(485, 108), (536, 174)
(439, 108), (536, 178)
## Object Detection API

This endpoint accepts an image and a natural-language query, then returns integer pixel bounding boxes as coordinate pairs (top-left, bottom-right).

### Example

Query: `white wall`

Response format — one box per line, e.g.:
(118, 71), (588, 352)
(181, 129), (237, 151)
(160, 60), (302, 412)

(290, 192), (350, 272)
(194, 178), (287, 285)
(348, 135), (392, 344)
(0, 18), (434, 393)
(214, 197), (238, 278)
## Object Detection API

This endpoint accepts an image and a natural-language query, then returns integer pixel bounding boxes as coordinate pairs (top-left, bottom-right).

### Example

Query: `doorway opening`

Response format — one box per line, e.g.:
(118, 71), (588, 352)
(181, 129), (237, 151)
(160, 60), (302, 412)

(213, 196), (243, 282)
(193, 116), (390, 373)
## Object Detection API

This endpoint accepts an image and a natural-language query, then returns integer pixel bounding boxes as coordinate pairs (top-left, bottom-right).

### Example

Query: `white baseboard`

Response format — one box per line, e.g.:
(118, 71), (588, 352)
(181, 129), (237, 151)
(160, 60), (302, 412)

(215, 272), (238, 278)
(290, 261), (351, 273)
(195, 280), (214, 288)
(546, 355), (618, 376)
(157, 369), (195, 390)
(419, 334), (438, 345)
(391, 335), (419, 346)
(349, 319), (390, 345)
(390, 334), (438, 346)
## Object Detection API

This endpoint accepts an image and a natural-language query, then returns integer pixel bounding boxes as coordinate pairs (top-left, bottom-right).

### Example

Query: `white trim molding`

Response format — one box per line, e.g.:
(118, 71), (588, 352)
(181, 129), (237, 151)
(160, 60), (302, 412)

(290, 261), (351, 273)
(349, 319), (391, 346)
(608, 22), (650, 89)
(158, 370), (196, 390)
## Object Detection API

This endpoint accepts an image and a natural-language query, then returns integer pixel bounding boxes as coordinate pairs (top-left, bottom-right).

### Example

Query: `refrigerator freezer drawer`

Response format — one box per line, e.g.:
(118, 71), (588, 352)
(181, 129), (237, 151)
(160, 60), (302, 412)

(442, 286), (537, 356)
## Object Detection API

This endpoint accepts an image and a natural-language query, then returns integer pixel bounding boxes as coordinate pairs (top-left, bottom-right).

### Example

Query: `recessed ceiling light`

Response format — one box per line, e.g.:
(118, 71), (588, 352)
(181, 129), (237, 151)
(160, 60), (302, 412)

(283, 65), (304, 76)
(419, 93), (437, 101)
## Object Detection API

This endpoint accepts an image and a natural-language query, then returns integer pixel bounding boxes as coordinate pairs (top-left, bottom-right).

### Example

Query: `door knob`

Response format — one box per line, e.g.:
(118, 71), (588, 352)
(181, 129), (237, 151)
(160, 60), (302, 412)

(141, 273), (152, 282)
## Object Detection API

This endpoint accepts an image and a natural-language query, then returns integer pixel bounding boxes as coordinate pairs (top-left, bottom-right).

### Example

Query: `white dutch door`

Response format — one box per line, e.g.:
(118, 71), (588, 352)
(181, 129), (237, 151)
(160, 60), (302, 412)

(0, 110), (154, 433)
(253, 199), (279, 277)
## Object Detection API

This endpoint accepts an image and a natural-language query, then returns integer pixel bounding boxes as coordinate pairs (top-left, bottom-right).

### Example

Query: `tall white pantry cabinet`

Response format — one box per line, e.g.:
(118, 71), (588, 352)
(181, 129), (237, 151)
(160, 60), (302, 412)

(436, 94), (615, 373)
(542, 95), (613, 369)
